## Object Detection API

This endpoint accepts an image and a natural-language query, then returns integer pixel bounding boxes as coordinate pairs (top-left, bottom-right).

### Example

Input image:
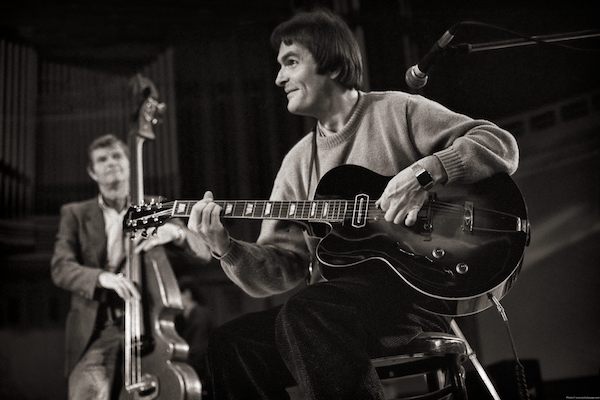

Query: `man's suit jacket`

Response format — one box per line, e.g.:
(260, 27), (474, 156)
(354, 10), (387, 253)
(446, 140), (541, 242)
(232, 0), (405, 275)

(51, 197), (110, 377)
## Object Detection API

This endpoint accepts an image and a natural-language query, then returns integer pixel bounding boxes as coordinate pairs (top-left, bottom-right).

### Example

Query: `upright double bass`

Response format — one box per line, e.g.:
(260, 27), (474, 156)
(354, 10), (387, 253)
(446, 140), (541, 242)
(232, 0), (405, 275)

(120, 74), (202, 400)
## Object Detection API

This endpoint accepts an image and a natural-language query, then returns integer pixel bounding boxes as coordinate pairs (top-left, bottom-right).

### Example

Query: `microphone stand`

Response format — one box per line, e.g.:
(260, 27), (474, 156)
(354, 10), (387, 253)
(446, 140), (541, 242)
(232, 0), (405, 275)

(449, 29), (600, 54)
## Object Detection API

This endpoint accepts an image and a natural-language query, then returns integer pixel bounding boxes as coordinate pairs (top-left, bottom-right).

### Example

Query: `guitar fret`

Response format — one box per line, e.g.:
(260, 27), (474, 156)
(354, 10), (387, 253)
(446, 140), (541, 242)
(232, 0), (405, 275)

(264, 202), (272, 217)
(253, 201), (264, 218)
(280, 202), (288, 219)
(234, 202), (244, 217)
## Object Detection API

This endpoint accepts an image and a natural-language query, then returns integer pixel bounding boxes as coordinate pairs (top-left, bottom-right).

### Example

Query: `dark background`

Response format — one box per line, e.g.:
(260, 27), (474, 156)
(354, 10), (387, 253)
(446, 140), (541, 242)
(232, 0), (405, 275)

(1, 1), (599, 399)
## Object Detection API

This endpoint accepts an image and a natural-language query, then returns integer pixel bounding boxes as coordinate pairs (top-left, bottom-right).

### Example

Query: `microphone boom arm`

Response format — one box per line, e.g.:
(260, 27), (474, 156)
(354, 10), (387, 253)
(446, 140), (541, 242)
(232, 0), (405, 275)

(451, 29), (600, 54)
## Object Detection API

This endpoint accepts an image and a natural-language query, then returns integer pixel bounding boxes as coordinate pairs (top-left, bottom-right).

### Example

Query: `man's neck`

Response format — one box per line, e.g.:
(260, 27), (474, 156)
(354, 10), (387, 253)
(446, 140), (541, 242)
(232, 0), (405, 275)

(99, 183), (129, 212)
(316, 88), (359, 134)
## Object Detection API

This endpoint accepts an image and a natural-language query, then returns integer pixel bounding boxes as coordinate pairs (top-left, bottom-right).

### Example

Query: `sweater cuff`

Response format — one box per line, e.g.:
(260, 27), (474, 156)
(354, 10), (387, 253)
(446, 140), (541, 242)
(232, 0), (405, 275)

(434, 147), (465, 183)
(213, 238), (243, 265)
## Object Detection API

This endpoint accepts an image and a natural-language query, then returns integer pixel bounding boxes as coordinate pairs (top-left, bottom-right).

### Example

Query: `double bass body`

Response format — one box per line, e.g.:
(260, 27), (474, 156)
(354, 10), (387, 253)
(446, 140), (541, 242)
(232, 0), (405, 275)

(119, 248), (202, 400)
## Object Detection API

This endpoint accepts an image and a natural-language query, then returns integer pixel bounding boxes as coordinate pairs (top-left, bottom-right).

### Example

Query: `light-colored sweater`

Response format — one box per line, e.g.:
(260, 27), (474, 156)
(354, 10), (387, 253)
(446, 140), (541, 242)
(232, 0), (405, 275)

(218, 91), (519, 297)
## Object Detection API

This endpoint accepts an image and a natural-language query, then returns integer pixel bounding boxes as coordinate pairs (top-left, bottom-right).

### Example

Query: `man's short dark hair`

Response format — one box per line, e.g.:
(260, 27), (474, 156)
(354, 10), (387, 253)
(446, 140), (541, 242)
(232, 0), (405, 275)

(87, 134), (129, 169)
(270, 9), (363, 90)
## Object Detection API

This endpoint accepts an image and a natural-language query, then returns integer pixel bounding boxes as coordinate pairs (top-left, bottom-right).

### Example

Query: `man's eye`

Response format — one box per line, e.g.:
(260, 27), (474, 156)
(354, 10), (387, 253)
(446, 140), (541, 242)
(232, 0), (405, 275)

(286, 59), (298, 66)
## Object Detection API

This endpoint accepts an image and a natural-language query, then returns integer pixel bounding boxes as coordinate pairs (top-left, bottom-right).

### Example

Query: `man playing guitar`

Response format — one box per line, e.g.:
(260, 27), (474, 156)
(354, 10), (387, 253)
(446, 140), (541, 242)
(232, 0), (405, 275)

(186, 9), (519, 400)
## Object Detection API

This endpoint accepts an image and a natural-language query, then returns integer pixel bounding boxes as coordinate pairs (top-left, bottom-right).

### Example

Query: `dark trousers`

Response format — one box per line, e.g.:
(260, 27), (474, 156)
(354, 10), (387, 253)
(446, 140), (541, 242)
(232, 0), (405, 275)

(68, 323), (122, 400)
(207, 267), (449, 400)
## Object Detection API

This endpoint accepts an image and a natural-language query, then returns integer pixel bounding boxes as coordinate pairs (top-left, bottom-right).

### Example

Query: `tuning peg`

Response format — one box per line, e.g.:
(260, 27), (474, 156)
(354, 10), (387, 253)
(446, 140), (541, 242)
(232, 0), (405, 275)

(141, 229), (148, 238)
(151, 227), (158, 236)
(129, 232), (136, 240)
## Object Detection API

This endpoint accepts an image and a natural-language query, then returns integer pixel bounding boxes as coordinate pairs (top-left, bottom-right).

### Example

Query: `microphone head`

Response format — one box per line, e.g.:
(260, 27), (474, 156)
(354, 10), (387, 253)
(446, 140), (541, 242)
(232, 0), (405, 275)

(405, 65), (428, 89)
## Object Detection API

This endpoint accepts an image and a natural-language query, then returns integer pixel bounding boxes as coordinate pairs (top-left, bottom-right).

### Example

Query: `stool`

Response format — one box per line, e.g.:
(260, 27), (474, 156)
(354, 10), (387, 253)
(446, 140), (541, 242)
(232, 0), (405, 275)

(286, 332), (468, 400)
(373, 332), (468, 400)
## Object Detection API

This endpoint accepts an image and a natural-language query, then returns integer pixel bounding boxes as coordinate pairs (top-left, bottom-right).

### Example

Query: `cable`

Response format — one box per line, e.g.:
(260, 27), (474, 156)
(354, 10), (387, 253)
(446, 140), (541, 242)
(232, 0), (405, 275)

(489, 294), (531, 400)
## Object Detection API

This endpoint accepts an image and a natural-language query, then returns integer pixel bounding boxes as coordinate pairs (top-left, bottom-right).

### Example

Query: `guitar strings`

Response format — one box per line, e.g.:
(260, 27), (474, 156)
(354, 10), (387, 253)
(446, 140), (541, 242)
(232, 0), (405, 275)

(131, 200), (520, 225)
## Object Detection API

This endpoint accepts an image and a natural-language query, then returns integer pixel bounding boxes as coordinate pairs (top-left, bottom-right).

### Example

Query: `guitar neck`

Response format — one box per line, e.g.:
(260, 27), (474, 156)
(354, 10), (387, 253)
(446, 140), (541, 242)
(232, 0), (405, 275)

(171, 199), (349, 223)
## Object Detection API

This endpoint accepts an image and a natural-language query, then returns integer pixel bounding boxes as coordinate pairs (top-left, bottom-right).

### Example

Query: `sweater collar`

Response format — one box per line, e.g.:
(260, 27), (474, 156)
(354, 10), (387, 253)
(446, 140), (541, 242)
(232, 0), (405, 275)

(316, 90), (367, 150)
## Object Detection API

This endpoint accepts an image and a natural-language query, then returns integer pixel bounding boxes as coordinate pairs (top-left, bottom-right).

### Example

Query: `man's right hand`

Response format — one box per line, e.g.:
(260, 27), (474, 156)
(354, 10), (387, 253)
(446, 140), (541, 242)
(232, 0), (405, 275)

(187, 191), (232, 257)
(97, 271), (141, 300)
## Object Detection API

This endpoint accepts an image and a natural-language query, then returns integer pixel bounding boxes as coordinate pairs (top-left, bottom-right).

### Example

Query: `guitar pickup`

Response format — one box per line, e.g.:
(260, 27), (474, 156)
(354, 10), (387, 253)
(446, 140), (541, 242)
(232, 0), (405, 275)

(462, 201), (474, 232)
(351, 193), (369, 228)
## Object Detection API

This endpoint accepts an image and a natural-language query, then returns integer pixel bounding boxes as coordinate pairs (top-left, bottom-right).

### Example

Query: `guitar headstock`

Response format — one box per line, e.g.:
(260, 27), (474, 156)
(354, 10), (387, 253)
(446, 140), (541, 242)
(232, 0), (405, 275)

(123, 201), (172, 234)
(130, 73), (166, 141)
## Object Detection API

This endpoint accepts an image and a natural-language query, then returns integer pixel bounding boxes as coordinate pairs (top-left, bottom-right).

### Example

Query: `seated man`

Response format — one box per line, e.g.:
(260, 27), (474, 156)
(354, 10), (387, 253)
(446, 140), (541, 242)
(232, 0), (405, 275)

(187, 9), (518, 400)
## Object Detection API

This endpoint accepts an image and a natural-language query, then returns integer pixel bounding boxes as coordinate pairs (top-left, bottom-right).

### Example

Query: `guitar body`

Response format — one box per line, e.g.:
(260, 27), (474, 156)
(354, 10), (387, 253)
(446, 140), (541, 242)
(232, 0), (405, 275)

(311, 165), (529, 316)
(119, 248), (202, 400)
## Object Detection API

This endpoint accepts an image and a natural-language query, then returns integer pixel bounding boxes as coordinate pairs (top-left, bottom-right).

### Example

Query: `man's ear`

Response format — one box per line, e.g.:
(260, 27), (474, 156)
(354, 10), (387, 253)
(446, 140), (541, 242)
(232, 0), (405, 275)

(87, 166), (99, 182)
(329, 69), (340, 80)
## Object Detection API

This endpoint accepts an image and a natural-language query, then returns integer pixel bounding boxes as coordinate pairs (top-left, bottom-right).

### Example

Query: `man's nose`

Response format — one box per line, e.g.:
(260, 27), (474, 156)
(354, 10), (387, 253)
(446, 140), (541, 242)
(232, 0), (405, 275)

(275, 67), (287, 87)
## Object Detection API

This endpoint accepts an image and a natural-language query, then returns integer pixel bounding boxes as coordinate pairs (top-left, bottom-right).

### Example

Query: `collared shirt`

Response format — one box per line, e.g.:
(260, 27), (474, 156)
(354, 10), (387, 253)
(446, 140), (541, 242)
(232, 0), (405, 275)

(98, 195), (127, 273)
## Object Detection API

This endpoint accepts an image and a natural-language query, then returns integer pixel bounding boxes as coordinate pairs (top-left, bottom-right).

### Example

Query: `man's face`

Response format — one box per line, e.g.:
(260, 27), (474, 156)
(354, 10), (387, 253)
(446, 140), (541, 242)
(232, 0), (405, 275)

(275, 42), (333, 117)
(88, 144), (130, 187)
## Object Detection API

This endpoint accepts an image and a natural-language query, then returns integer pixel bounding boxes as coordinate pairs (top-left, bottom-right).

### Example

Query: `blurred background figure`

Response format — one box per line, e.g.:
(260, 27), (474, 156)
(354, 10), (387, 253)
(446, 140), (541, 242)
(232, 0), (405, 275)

(176, 276), (214, 397)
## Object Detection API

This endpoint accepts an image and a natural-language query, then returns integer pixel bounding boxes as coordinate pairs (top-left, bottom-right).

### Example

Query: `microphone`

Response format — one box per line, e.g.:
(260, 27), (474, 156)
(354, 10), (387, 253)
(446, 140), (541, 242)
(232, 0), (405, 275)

(405, 27), (457, 89)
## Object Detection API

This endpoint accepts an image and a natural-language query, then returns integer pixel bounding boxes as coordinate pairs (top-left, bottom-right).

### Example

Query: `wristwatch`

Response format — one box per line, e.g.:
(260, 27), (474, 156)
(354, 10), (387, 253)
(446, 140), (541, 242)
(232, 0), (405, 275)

(411, 164), (435, 190)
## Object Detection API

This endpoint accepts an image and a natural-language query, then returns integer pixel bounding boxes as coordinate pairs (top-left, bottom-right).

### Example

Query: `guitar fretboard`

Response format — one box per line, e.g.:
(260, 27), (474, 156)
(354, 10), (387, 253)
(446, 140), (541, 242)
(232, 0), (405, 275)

(172, 200), (349, 222)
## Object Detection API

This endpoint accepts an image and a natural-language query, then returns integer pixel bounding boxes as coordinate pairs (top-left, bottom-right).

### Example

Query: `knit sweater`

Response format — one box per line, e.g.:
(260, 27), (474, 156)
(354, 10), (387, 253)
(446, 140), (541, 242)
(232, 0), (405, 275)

(218, 91), (519, 297)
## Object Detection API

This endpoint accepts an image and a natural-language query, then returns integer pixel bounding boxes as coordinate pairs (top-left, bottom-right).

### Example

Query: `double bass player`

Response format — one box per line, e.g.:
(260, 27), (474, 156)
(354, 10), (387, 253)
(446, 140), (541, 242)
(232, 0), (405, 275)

(51, 134), (210, 400)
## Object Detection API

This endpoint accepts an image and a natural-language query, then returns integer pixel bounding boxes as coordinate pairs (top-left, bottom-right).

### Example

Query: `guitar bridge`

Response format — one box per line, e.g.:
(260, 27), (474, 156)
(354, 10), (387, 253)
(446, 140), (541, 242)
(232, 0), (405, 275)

(462, 201), (474, 232)
(419, 193), (435, 240)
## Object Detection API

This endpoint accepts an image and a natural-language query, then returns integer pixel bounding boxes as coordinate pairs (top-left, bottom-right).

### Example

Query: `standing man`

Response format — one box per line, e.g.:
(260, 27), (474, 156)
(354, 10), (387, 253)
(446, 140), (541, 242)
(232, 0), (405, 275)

(188, 9), (519, 400)
(51, 134), (210, 400)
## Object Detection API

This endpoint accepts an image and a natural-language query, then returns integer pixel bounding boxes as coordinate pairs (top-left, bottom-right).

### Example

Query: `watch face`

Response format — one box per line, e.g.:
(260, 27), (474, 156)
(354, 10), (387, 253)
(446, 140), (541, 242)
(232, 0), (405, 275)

(413, 165), (434, 189)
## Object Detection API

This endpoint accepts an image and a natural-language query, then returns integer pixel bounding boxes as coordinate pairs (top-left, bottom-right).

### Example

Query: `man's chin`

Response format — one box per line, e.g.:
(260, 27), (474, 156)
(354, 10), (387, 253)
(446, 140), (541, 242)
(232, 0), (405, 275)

(286, 102), (307, 116)
(103, 176), (128, 187)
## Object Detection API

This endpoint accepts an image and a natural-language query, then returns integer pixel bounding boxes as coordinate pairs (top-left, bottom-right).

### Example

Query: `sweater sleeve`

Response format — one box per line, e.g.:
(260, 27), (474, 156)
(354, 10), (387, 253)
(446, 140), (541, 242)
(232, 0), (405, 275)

(217, 152), (311, 298)
(406, 94), (519, 183)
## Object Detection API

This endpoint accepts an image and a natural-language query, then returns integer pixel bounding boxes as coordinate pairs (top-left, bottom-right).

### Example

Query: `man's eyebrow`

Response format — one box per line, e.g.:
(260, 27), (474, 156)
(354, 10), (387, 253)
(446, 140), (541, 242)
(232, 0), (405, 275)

(278, 50), (299, 64)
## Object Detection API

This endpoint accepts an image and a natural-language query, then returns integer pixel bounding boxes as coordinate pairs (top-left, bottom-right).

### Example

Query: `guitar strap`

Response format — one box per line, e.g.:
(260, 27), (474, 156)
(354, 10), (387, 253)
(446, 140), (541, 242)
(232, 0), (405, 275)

(307, 126), (319, 198)
(305, 126), (319, 285)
